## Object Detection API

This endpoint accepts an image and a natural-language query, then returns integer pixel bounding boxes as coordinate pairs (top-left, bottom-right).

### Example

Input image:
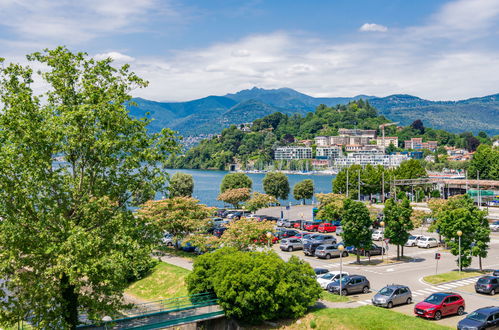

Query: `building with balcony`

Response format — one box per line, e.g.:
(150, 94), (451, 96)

(274, 147), (313, 160)
(376, 136), (399, 147)
(316, 146), (342, 159)
(404, 138), (438, 151)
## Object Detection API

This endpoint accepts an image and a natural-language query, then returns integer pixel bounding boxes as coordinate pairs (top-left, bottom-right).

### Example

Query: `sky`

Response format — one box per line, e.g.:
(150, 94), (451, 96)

(1, 0), (499, 102)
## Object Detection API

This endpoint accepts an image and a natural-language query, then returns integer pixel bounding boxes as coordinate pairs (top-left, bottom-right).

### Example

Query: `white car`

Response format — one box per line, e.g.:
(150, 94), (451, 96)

(372, 230), (384, 241)
(162, 233), (173, 246)
(489, 221), (499, 232)
(317, 271), (350, 289)
(405, 235), (423, 247)
(417, 237), (438, 248)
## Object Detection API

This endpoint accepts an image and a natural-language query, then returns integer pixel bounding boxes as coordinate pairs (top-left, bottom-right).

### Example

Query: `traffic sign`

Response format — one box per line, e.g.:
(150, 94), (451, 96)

(435, 253), (441, 260)
(384, 238), (390, 244)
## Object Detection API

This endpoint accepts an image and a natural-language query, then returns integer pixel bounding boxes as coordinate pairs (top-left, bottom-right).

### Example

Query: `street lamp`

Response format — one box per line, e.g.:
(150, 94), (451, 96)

(457, 230), (462, 276)
(338, 244), (345, 296)
(380, 221), (385, 262)
(102, 316), (112, 330)
(266, 231), (272, 249)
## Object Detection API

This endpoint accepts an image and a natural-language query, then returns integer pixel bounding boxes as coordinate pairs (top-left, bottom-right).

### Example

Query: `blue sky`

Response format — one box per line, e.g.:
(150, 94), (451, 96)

(1, 0), (499, 101)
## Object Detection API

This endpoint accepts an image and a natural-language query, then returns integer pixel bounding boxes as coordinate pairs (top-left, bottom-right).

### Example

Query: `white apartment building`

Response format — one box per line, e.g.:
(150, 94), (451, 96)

(376, 137), (399, 147)
(274, 147), (313, 160)
(334, 151), (408, 168)
(316, 146), (342, 159)
(314, 136), (329, 147)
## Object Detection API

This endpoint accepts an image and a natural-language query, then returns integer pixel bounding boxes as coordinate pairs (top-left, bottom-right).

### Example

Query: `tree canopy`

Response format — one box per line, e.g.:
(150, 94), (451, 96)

(340, 199), (373, 263)
(168, 172), (194, 198)
(293, 179), (314, 204)
(0, 47), (178, 328)
(217, 188), (251, 208)
(383, 198), (413, 259)
(263, 172), (290, 200)
(220, 173), (252, 193)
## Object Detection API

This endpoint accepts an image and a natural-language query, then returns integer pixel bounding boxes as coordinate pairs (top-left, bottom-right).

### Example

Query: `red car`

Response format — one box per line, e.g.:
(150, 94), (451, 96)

(254, 234), (279, 245)
(318, 223), (337, 233)
(303, 221), (320, 232)
(414, 292), (465, 320)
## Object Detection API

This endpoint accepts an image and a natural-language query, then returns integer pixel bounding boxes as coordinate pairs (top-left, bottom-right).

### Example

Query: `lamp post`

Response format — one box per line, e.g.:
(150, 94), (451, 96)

(266, 231), (272, 249)
(457, 230), (462, 276)
(338, 244), (345, 296)
(102, 316), (112, 330)
(380, 221), (385, 263)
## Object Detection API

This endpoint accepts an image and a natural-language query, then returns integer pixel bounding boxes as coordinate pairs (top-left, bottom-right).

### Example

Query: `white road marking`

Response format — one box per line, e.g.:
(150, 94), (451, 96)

(386, 268), (395, 272)
(357, 300), (369, 305)
(436, 285), (455, 289)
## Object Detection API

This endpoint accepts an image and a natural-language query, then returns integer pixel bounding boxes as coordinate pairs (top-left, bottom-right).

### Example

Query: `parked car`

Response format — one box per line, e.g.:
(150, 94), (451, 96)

(289, 232), (305, 240)
(457, 306), (499, 330)
(281, 219), (293, 228)
(372, 285), (412, 308)
(280, 238), (304, 252)
(314, 244), (349, 259)
(290, 220), (304, 229)
(317, 271), (349, 289)
(213, 227), (227, 237)
(162, 233), (173, 246)
(414, 292), (465, 320)
(276, 218), (286, 227)
(490, 220), (499, 232)
(303, 242), (322, 256)
(222, 210), (238, 218)
(318, 223), (337, 233)
(332, 220), (341, 227)
(405, 235), (424, 247)
(371, 229), (384, 241)
(494, 270), (499, 276)
(276, 229), (300, 239)
(327, 275), (370, 296)
(181, 242), (196, 252)
(475, 276), (499, 295)
(302, 233), (323, 244)
(354, 244), (385, 257)
(263, 216), (279, 222)
(310, 234), (336, 245)
(227, 211), (251, 220)
(417, 237), (439, 248)
(314, 268), (329, 278)
(303, 221), (321, 232)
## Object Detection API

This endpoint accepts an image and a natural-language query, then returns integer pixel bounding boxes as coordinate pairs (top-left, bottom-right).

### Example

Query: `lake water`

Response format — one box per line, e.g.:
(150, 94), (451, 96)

(165, 169), (336, 208)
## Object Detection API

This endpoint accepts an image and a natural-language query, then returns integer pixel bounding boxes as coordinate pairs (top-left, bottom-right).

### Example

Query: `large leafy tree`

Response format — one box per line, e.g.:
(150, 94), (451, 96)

(245, 192), (278, 212)
(217, 188), (251, 208)
(383, 198), (413, 259)
(220, 173), (252, 193)
(220, 219), (275, 250)
(168, 172), (194, 197)
(138, 197), (213, 244)
(293, 179), (314, 204)
(341, 199), (373, 263)
(187, 248), (321, 323)
(0, 48), (178, 328)
(468, 144), (499, 180)
(263, 172), (290, 200)
(437, 196), (490, 270)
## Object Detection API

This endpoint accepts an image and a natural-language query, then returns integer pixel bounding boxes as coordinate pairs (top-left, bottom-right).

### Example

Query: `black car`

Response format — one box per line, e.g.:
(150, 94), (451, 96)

(493, 270), (499, 276)
(303, 242), (322, 256)
(475, 276), (499, 295)
(213, 227), (227, 237)
(457, 306), (499, 330)
(327, 275), (370, 296)
(276, 229), (299, 239)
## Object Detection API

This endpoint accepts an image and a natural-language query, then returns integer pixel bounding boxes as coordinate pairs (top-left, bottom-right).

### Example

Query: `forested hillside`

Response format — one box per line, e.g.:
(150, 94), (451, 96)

(166, 100), (483, 170)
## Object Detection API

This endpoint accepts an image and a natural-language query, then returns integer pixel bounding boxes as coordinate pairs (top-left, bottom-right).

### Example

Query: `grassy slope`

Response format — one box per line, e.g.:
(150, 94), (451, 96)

(320, 291), (350, 303)
(424, 270), (487, 284)
(281, 306), (451, 330)
(125, 262), (190, 301)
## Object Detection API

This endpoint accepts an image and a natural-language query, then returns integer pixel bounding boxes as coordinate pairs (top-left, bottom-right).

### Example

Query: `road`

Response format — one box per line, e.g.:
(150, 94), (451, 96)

(257, 205), (499, 328)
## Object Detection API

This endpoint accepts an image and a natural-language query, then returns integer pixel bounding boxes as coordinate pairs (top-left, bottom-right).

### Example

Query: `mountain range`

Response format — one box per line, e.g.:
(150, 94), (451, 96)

(127, 87), (499, 137)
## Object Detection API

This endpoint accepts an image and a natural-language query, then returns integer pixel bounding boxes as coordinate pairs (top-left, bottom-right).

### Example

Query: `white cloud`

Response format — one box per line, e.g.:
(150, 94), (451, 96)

(95, 52), (135, 63)
(359, 23), (388, 32)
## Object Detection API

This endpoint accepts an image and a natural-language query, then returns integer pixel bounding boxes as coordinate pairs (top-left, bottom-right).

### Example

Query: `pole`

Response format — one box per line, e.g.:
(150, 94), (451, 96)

(358, 170), (361, 201)
(339, 252), (343, 295)
(458, 235), (461, 275)
(381, 170), (385, 203)
(435, 256), (439, 275)
(346, 168), (349, 197)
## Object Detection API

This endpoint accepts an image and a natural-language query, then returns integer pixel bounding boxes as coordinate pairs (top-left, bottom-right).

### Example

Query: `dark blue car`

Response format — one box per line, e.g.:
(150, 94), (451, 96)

(457, 306), (499, 330)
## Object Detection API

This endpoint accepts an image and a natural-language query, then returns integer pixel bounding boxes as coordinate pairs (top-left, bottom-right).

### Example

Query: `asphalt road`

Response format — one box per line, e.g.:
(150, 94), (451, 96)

(256, 205), (499, 328)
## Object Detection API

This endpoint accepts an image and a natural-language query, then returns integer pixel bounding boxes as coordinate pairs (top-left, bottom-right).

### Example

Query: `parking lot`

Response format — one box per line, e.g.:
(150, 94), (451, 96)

(255, 205), (499, 328)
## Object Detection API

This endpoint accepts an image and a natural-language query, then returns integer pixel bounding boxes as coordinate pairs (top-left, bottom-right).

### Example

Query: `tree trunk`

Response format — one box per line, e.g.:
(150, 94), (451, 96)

(356, 251), (360, 264)
(61, 273), (78, 329)
(396, 245), (400, 260)
(479, 255), (482, 271)
(401, 245), (404, 258)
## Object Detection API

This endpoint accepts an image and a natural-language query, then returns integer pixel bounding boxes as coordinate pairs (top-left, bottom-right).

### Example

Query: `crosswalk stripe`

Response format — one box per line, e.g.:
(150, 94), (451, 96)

(418, 290), (434, 294)
(357, 300), (369, 305)
(461, 279), (476, 284)
(425, 288), (439, 292)
(437, 285), (454, 289)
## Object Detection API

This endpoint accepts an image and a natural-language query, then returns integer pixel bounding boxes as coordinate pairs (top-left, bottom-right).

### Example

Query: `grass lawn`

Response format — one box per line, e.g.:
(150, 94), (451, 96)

(320, 291), (350, 303)
(156, 246), (197, 260)
(423, 270), (488, 284)
(126, 262), (190, 301)
(280, 306), (451, 330)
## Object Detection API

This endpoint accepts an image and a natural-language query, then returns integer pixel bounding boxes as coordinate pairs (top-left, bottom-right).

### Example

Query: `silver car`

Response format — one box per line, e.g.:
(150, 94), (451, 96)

(280, 238), (303, 252)
(405, 235), (423, 247)
(314, 244), (348, 259)
(372, 285), (412, 308)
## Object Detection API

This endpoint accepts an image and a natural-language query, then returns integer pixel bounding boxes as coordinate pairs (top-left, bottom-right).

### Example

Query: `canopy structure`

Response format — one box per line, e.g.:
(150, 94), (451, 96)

(467, 190), (496, 197)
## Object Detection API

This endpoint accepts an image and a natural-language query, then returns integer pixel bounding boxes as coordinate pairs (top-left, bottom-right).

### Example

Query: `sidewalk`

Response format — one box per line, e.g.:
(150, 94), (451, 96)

(158, 254), (194, 271)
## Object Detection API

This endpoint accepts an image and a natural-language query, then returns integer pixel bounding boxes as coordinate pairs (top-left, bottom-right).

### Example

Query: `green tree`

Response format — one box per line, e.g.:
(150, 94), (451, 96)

(0, 47), (178, 328)
(217, 188), (251, 208)
(383, 198), (414, 259)
(138, 197), (213, 245)
(220, 219), (276, 250)
(315, 193), (346, 221)
(468, 144), (499, 180)
(168, 172), (194, 197)
(341, 199), (373, 263)
(186, 248), (322, 323)
(437, 196), (490, 270)
(245, 192), (279, 212)
(220, 173), (252, 193)
(293, 179), (314, 204)
(263, 172), (290, 200)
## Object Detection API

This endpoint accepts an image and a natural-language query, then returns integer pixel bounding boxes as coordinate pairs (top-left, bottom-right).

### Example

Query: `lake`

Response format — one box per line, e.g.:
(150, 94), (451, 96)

(165, 169), (336, 207)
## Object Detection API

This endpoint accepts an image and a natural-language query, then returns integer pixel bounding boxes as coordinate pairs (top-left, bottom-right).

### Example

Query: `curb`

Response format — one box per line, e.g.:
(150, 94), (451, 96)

(421, 275), (482, 287)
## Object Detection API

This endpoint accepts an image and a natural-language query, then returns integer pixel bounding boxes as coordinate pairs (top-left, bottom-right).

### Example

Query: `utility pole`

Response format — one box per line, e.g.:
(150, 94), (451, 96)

(358, 169), (361, 201)
(381, 170), (385, 203)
